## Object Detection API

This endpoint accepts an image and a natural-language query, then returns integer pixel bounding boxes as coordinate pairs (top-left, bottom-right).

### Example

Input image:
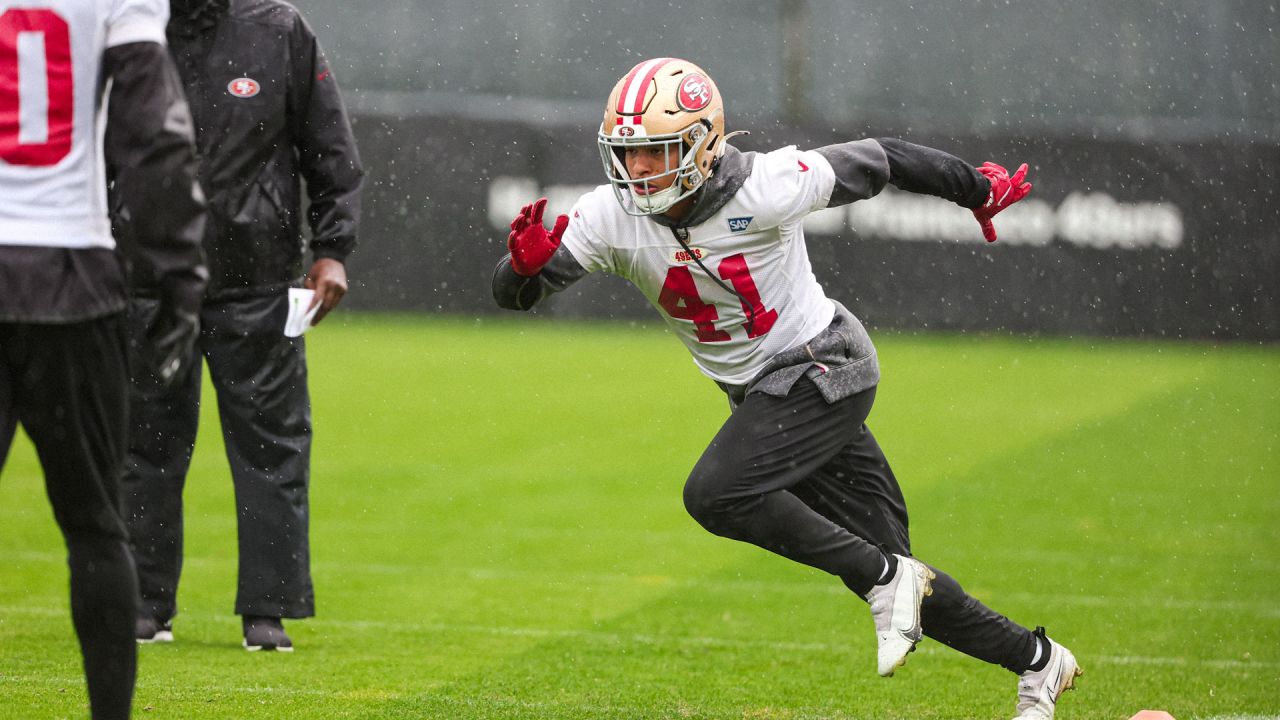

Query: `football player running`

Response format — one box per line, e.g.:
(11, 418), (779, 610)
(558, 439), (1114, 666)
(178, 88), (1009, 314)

(493, 58), (1079, 719)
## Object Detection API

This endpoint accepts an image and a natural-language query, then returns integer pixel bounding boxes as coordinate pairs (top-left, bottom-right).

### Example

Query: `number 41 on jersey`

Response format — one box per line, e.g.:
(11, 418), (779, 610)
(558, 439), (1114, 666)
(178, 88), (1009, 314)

(658, 253), (778, 342)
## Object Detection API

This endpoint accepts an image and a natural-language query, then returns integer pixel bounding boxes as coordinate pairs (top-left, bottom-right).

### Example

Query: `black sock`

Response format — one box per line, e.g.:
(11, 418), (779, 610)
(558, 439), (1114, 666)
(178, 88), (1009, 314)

(874, 552), (898, 585)
(1026, 628), (1051, 672)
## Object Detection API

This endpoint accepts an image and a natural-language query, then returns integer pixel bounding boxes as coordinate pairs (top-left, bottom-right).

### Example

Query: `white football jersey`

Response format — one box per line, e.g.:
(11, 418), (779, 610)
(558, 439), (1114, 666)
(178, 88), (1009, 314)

(0, 0), (167, 249)
(561, 146), (839, 385)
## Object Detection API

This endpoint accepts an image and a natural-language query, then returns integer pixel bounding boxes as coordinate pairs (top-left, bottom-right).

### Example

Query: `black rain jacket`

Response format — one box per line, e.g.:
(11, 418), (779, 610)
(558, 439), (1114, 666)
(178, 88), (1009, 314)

(119, 0), (364, 300)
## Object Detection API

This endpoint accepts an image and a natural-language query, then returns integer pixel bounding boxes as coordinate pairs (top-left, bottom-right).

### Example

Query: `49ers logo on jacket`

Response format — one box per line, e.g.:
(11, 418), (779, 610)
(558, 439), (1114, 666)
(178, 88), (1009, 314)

(677, 73), (712, 111)
(227, 77), (260, 98)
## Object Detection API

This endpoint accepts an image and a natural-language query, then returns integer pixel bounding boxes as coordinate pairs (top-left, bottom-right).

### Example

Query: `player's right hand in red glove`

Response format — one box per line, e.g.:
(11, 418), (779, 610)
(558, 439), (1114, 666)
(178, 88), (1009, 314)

(507, 197), (569, 277)
(972, 162), (1032, 242)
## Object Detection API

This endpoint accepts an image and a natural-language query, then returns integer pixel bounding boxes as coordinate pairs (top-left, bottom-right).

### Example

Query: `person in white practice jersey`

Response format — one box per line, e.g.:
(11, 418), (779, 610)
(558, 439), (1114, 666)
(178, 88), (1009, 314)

(0, 1), (206, 717)
(492, 58), (1081, 720)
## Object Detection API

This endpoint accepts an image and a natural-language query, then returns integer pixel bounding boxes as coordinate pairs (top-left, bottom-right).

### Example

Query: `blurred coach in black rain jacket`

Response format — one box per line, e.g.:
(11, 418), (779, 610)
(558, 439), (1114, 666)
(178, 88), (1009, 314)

(115, 0), (364, 652)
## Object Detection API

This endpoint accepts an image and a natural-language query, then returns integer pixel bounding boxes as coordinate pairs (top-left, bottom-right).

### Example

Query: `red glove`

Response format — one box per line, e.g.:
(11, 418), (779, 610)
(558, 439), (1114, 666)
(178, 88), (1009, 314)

(972, 162), (1032, 242)
(507, 198), (569, 277)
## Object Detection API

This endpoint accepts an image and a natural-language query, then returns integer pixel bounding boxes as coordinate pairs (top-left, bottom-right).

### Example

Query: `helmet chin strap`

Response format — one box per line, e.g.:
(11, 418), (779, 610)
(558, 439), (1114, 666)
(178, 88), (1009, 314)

(632, 137), (709, 214)
(630, 184), (681, 214)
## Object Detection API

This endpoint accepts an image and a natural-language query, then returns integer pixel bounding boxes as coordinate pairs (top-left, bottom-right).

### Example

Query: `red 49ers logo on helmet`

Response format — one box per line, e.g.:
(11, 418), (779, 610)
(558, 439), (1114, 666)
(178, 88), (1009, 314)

(227, 77), (260, 98)
(677, 73), (712, 111)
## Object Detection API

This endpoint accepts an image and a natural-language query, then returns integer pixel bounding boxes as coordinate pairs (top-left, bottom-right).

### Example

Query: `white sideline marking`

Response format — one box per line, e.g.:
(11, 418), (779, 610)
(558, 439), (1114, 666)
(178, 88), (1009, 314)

(8, 671), (1279, 720)
(8, 549), (1279, 619)
(997, 591), (1280, 620)
(1, 673), (855, 720)
(2, 604), (1276, 671)
(15, 670), (1279, 720)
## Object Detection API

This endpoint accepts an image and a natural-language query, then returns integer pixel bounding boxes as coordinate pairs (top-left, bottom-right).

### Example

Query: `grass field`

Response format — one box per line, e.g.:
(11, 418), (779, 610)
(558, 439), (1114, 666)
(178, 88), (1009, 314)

(1, 315), (1277, 720)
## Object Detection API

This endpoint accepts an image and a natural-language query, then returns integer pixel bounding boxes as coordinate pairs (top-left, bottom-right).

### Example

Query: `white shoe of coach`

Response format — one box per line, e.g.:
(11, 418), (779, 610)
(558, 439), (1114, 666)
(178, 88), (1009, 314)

(863, 554), (935, 677)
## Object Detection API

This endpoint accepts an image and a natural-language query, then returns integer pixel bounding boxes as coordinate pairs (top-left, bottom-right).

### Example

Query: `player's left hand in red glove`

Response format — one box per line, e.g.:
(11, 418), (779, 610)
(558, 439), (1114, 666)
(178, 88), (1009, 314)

(972, 162), (1032, 242)
(507, 197), (569, 277)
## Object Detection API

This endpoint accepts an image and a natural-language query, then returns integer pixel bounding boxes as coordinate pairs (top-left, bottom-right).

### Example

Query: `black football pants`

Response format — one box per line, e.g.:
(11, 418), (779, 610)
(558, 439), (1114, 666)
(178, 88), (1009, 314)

(122, 294), (313, 622)
(0, 316), (138, 720)
(683, 377), (1038, 673)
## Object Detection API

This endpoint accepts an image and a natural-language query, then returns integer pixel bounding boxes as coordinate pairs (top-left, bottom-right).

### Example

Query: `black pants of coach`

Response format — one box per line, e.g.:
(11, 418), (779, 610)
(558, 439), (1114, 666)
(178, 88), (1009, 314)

(0, 315), (138, 720)
(122, 293), (314, 623)
(683, 377), (1038, 673)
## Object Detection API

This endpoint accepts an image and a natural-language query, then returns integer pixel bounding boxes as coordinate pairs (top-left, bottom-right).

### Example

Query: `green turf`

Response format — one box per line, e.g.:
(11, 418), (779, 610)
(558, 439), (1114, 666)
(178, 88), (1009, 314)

(1, 315), (1276, 719)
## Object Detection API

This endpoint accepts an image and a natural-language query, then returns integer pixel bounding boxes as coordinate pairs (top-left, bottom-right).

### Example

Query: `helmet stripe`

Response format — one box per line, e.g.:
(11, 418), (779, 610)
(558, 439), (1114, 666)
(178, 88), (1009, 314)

(617, 57), (671, 124)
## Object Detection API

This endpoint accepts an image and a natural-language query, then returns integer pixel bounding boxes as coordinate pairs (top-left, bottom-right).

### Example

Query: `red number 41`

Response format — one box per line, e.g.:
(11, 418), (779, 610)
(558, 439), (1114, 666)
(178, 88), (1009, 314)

(658, 253), (778, 342)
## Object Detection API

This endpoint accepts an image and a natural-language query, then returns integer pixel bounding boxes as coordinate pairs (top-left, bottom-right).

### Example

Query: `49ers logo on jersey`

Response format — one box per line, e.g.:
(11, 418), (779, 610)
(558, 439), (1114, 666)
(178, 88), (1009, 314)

(672, 247), (705, 263)
(677, 73), (712, 111)
(227, 77), (260, 98)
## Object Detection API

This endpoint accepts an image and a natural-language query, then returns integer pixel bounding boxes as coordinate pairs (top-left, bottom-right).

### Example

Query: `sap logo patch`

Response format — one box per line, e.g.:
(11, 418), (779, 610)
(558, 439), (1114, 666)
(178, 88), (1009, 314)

(727, 216), (753, 232)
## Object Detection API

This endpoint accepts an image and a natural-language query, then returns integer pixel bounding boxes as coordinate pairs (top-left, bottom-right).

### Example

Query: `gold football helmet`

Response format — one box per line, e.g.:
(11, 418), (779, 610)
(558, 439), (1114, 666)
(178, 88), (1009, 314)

(597, 58), (727, 216)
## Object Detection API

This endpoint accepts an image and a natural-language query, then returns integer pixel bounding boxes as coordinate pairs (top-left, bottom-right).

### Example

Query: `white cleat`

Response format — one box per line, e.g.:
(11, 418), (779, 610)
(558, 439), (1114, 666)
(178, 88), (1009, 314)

(863, 554), (935, 677)
(1013, 631), (1083, 719)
